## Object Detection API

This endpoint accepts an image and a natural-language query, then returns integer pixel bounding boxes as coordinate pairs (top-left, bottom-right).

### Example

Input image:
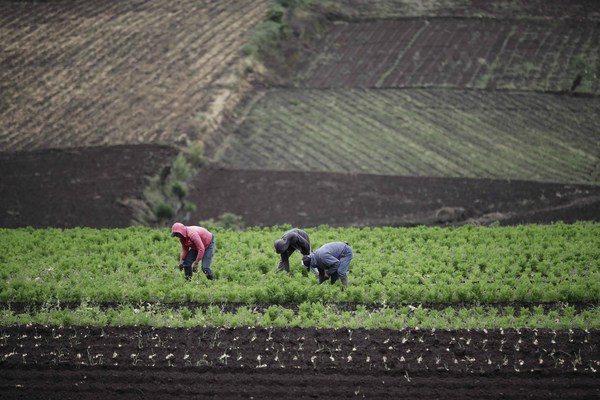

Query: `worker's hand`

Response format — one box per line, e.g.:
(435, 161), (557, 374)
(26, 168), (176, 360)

(192, 261), (199, 273)
(324, 270), (330, 278)
(178, 261), (184, 271)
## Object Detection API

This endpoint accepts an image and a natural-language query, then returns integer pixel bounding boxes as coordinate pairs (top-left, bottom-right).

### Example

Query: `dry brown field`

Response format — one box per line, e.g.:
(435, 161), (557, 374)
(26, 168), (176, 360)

(0, 0), (268, 152)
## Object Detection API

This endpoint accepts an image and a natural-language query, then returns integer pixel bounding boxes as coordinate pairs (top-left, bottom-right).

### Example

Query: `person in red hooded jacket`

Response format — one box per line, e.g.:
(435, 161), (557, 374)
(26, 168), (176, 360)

(171, 222), (216, 280)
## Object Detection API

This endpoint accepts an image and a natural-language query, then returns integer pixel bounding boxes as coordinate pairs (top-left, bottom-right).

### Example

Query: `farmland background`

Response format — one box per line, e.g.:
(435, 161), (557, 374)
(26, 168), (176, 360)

(1, 0), (599, 228)
(1, 0), (600, 398)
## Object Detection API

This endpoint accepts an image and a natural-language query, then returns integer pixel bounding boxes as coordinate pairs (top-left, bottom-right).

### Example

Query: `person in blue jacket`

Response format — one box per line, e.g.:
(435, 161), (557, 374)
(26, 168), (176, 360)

(302, 241), (353, 287)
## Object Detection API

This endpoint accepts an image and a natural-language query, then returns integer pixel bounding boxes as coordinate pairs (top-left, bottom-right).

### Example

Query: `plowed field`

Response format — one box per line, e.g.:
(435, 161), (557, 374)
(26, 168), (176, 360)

(2, 151), (599, 228)
(340, 0), (600, 20)
(1, 326), (598, 399)
(0, 0), (268, 152)
(0, 145), (177, 228)
(300, 18), (599, 93)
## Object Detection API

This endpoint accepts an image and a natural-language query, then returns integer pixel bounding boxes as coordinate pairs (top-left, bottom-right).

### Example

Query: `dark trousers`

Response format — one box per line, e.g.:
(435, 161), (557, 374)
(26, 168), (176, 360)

(182, 235), (215, 279)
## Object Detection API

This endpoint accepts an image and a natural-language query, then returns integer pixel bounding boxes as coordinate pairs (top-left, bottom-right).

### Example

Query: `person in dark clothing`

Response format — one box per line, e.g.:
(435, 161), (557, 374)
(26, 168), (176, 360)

(274, 228), (317, 276)
(302, 242), (353, 287)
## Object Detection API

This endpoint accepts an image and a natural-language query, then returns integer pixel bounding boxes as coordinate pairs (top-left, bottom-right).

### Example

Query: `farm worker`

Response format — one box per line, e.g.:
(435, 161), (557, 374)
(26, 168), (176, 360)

(171, 222), (216, 281)
(274, 228), (318, 277)
(302, 242), (353, 287)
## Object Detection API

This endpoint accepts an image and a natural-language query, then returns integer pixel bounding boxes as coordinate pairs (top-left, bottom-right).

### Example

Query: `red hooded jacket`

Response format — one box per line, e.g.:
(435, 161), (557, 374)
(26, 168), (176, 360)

(171, 223), (213, 262)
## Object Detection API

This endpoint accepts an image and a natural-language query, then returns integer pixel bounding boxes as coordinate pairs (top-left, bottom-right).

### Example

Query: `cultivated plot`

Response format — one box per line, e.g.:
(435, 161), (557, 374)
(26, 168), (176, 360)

(300, 18), (599, 93)
(339, 0), (600, 20)
(215, 88), (600, 185)
(0, 0), (268, 152)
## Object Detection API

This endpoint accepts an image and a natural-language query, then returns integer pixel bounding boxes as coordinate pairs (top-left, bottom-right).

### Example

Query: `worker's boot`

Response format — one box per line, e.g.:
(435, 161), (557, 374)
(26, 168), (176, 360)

(330, 272), (339, 285)
(276, 260), (290, 273)
(340, 276), (348, 287)
(204, 270), (215, 280)
(184, 266), (193, 281)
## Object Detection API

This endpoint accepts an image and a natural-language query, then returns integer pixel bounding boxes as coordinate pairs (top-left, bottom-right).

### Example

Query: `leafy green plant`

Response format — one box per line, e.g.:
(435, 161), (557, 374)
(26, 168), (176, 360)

(200, 213), (245, 231)
(138, 143), (205, 225)
(1, 223), (599, 307)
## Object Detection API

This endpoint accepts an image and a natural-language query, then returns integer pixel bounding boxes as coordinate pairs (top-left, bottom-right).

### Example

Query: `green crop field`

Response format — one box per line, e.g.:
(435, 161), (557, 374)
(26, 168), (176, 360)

(215, 88), (600, 185)
(1, 223), (599, 329)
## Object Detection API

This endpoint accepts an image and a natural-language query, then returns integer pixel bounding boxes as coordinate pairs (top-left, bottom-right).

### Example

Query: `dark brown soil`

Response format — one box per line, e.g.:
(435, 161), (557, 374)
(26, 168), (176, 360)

(340, 0), (600, 20)
(1, 326), (598, 399)
(189, 167), (600, 227)
(300, 18), (600, 93)
(2, 146), (600, 228)
(0, 145), (177, 228)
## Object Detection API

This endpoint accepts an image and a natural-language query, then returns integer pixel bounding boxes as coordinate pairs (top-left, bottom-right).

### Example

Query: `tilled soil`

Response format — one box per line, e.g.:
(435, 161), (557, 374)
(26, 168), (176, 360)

(2, 144), (600, 228)
(0, 326), (598, 399)
(190, 167), (600, 227)
(0, 145), (177, 228)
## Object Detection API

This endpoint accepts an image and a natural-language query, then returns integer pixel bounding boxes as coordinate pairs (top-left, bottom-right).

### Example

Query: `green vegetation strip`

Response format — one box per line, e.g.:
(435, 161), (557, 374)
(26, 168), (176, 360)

(1, 223), (599, 306)
(1, 302), (598, 330)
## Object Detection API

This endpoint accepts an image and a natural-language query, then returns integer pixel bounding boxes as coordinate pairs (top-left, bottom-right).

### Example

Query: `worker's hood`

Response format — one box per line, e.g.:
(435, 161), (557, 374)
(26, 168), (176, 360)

(171, 222), (187, 237)
(274, 238), (288, 254)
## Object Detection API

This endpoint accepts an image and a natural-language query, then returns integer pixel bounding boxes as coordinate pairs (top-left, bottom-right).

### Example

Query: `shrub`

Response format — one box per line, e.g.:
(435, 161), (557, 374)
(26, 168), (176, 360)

(155, 203), (174, 220)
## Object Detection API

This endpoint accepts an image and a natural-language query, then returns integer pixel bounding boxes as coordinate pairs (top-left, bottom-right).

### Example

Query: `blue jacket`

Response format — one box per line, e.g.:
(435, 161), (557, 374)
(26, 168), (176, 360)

(308, 242), (350, 275)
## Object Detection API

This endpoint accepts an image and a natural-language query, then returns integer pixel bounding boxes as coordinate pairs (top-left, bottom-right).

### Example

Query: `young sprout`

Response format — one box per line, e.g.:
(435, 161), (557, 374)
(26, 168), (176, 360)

(219, 351), (230, 366)
(256, 355), (267, 368)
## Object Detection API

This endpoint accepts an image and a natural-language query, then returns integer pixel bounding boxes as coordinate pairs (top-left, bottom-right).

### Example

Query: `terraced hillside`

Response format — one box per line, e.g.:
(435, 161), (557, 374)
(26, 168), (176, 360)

(1, 0), (600, 229)
(0, 0), (269, 152)
(215, 89), (600, 185)
(214, 2), (600, 189)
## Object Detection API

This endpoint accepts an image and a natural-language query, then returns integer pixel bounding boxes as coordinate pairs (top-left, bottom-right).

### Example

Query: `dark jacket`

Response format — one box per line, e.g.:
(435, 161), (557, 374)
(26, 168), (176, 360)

(274, 228), (311, 257)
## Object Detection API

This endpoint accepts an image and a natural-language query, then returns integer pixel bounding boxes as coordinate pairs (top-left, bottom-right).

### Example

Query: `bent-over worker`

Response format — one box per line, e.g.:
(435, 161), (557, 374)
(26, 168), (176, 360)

(171, 222), (216, 281)
(274, 228), (317, 277)
(302, 241), (353, 287)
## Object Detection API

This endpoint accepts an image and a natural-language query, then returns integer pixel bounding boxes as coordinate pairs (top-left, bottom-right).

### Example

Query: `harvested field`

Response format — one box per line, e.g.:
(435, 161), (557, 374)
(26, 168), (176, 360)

(215, 89), (600, 185)
(0, 0), (268, 152)
(299, 18), (600, 93)
(0, 326), (598, 399)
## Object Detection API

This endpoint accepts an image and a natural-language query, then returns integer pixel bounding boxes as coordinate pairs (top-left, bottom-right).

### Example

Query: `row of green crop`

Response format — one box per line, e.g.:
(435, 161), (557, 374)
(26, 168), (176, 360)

(1, 302), (598, 330)
(1, 223), (599, 304)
